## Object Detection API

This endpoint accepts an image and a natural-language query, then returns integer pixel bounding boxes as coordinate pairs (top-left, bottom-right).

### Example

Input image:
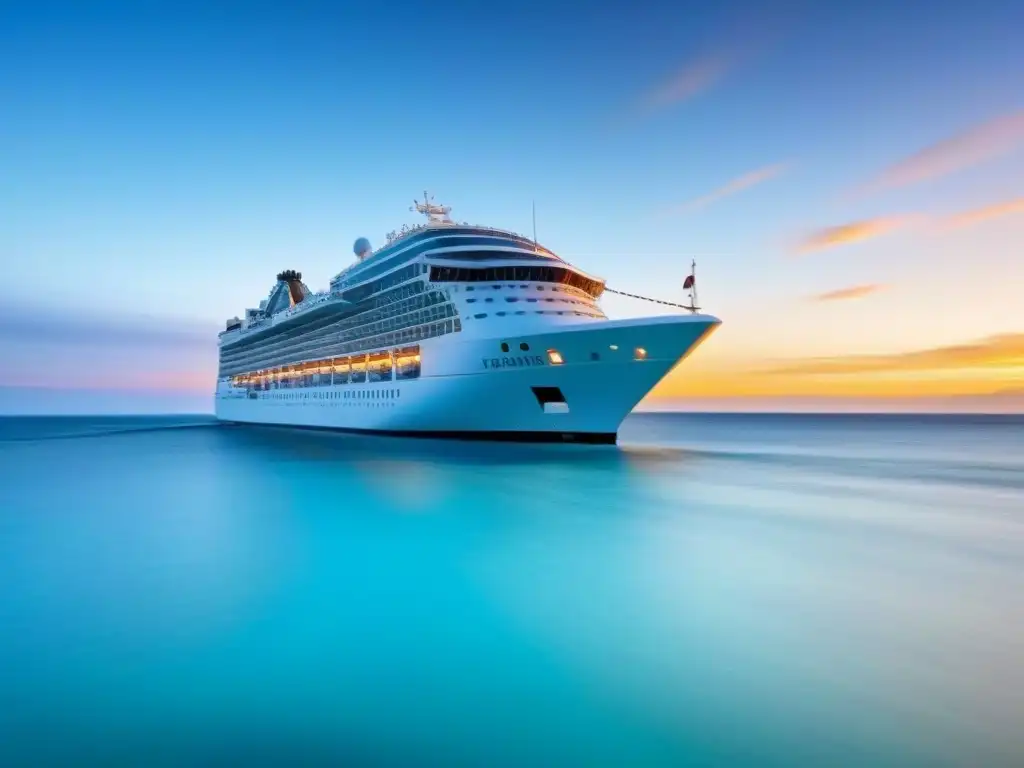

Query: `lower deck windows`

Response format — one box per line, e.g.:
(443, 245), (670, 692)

(230, 345), (420, 390)
(395, 346), (421, 380)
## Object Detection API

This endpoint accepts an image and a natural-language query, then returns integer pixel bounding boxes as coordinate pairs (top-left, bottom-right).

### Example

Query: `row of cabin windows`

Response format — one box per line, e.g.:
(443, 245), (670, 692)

(256, 388), (402, 401)
(225, 280), (427, 354)
(222, 301), (453, 373)
(428, 265), (604, 297)
(467, 309), (605, 321)
(219, 318), (457, 378)
(220, 290), (445, 367)
(220, 286), (442, 366)
(463, 283), (584, 294)
(467, 296), (598, 309)
(231, 346), (420, 390)
(336, 262), (427, 303)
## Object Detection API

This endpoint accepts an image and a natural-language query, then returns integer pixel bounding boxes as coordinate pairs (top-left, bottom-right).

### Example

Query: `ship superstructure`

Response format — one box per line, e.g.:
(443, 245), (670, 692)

(214, 193), (720, 443)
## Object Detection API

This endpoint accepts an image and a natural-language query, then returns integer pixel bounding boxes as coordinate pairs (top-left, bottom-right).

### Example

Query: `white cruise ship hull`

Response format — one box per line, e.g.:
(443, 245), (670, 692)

(215, 314), (719, 444)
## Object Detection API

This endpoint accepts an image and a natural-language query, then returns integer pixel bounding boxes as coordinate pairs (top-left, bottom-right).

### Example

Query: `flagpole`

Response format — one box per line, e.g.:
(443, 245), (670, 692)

(691, 259), (698, 312)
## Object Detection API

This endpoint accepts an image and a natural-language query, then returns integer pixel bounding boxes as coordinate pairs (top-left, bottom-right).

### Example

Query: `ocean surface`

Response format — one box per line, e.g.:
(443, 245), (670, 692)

(1, 413), (1022, 767)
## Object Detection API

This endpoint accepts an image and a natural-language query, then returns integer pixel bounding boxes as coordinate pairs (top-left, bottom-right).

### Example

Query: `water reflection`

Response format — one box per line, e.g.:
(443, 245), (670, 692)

(1, 414), (1022, 766)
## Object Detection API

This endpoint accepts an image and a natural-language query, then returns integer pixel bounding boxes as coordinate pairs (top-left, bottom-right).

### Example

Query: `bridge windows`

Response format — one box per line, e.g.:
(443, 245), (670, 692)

(428, 265), (604, 298)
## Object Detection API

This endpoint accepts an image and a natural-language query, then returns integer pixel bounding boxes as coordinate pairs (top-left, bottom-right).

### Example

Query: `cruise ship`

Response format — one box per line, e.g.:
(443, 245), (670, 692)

(214, 193), (721, 443)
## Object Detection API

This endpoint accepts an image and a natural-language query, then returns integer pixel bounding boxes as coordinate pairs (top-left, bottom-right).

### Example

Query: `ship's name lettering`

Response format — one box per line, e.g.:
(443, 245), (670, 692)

(482, 355), (546, 370)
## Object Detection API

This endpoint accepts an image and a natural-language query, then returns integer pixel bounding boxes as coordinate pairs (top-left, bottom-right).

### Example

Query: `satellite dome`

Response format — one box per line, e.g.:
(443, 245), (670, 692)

(353, 237), (372, 258)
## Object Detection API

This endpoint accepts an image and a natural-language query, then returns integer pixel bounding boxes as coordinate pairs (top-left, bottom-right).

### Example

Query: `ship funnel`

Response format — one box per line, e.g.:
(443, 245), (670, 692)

(276, 269), (307, 306)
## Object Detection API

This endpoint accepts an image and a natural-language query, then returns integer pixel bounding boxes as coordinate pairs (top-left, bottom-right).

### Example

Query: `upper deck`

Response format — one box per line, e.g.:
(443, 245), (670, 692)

(219, 192), (595, 345)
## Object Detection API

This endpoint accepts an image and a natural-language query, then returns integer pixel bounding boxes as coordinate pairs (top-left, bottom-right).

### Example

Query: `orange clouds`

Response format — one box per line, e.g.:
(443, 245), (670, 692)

(810, 284), (885, 302)
(670, 162), (788, 213)
(940, 197), (1024, 230)
(652, 333), (1023, 404)
(796, 217), (906, 254)
(866, 110), (1024, 191)
(762, 333), (1024, 376)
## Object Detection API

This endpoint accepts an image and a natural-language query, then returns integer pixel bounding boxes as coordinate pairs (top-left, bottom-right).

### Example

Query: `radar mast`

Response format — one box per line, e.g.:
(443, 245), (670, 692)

(411, 190), (453, 224)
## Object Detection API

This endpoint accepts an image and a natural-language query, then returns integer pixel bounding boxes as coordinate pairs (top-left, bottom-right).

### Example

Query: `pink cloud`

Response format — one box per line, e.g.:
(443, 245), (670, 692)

(642, 55), (731, 112)
(866, 110), (1024, 191)
(810, 283), (886, 302)
(667, 162), (789, 214)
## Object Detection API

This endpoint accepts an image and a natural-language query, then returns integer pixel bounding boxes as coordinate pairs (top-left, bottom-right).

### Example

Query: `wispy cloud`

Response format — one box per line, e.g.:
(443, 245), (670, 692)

(668, 162), (788, 214)
(940, 197), (1024, 230)
(810, 283), (886, 302)
(865, 110), (1024, 192)
(796, 217), (907, 254)
(762, 333), (1024, 376)
(641, 54), (731, 113)
(0, 304), (217, 391)
(0, 305), (215, 350)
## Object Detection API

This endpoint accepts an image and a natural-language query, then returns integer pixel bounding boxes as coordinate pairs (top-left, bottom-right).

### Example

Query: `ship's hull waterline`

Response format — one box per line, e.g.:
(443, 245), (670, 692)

(215, 315), (720, 444)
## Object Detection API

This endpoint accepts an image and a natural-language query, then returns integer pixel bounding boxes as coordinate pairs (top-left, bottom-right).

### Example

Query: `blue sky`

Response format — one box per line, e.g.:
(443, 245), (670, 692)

(2, 0), (1022, 412)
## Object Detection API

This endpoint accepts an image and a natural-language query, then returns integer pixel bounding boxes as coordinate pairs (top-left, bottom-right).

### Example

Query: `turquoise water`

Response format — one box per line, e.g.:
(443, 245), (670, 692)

(1, 414), (1022, 766)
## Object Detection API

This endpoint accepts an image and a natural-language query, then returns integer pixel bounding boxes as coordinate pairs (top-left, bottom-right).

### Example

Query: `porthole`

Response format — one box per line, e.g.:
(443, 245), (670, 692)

(501, 342), (510, 353)
(520, 342), (530, 351)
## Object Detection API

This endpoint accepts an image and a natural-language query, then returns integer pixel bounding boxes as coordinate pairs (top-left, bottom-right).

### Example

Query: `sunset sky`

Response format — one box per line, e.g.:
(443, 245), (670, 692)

(1, 0), (1022, 414)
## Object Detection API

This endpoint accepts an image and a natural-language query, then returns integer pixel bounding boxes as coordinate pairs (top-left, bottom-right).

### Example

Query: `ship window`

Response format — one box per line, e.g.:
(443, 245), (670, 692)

(474, 313), (487, 319)
(506, 297), (518, 302)
(501, 342), (509, 352)
(395, 345), (421, 380)
(520, 342), (530, 351)
(497, 311), (506, 316)
(368, 351), (393, 382)
(350, 354), (368, 383)
(332, 357), (350, 385)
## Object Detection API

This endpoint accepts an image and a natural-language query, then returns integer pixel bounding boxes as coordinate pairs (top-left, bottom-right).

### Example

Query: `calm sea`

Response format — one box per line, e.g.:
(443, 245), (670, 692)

(1, 413), (1022, 766)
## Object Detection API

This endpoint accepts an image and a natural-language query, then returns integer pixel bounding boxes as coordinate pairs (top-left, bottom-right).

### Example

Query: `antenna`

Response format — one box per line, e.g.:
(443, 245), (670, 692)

(532, 200), (537, 250)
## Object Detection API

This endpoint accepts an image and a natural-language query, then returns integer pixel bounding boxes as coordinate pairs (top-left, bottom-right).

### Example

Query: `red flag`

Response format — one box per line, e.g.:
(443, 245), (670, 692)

(683, 274), (695, 289)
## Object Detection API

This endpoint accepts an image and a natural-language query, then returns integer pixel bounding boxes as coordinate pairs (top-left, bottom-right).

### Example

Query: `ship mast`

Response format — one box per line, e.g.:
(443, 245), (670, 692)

(411, 191), (453, 224)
